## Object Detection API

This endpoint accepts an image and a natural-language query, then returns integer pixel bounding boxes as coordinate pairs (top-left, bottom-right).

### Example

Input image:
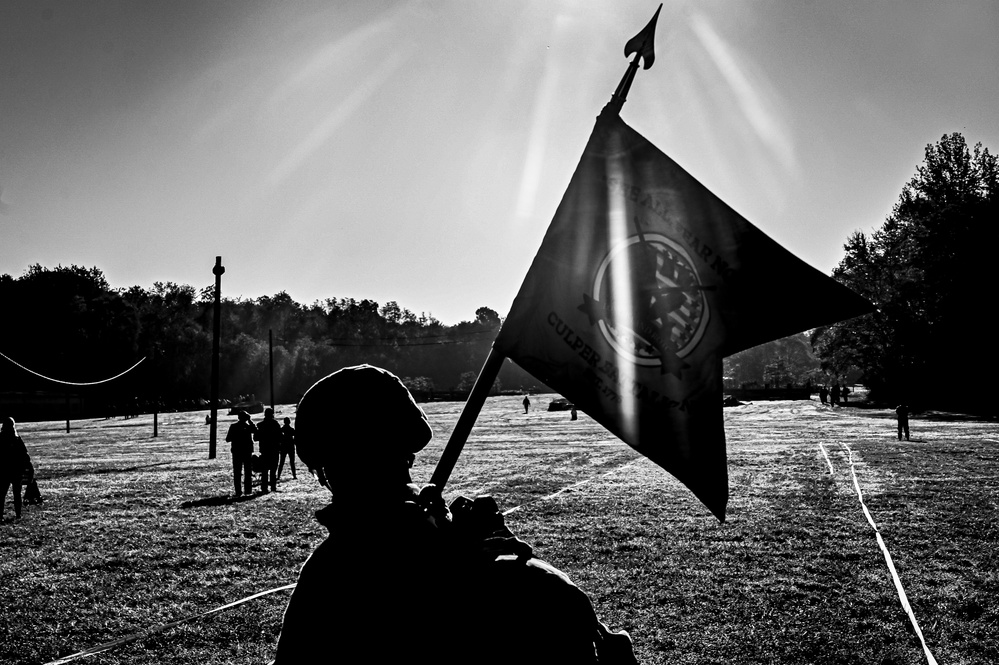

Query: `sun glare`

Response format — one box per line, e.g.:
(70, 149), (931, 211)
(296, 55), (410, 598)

(264, 5), (419, 188)
(513, 12), (574, 224)
(605, 158), (639, 442)
(266, 50), (409, 188)
(688, 11), (795, 173)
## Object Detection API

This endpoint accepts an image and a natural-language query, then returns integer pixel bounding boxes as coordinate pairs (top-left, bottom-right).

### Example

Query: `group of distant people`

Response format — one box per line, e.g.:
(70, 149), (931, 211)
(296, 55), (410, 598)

(817, 384), (912, 441)
(817, 383), (851, 405)
(224, 407), (297, 497)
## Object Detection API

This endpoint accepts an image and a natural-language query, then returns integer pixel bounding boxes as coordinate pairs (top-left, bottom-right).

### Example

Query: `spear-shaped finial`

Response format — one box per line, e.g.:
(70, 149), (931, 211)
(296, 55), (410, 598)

(605, 3), (663, 116)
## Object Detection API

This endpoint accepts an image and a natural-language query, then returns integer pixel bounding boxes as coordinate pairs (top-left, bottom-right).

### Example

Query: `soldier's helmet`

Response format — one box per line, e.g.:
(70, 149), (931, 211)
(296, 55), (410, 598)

(295, 364), (433, 476)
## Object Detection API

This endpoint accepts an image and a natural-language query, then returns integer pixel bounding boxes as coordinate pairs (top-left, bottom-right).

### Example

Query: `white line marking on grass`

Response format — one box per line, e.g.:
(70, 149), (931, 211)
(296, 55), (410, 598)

(502, 458), (642, 517)
(836, 442), (939, 665)
(43, 584), (297, 664)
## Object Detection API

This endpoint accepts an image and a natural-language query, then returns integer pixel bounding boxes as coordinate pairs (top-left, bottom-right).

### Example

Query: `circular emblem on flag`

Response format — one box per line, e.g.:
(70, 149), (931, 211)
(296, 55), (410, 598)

(590, 233), (710, 368)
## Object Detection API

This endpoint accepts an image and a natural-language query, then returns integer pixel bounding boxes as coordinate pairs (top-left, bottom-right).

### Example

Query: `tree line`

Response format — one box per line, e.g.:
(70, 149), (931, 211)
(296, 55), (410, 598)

(0, 268), (545, 416)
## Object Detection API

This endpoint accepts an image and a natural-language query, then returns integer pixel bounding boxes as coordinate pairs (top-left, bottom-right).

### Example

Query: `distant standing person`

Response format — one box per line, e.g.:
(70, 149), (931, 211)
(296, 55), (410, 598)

(523, 396), (530, 414)
(256, 408), (282, 493)
(841, 385), (851, 403)
(831, 383), (841, 405)
(896, 403), (910, 441)
(278, 417), (297, 480)
(818, 386), (828, 404)
(225, 410), (257, 497)
(1, 417), (30, 521)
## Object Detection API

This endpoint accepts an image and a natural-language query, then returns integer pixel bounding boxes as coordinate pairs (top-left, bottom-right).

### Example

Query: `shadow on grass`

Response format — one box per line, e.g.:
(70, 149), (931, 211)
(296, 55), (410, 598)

(920, 410), (999, 422)
(181, 493), (261, 508)
(39, 460), (182, 480)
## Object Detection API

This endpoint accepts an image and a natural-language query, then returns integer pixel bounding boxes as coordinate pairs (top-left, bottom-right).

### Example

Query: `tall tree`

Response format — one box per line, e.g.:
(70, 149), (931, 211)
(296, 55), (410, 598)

(815, 133), (998, 411)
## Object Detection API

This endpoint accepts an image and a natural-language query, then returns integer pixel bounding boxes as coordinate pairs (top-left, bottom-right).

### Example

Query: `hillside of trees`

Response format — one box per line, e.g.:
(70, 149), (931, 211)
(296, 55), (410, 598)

(0, 266), (546, 417)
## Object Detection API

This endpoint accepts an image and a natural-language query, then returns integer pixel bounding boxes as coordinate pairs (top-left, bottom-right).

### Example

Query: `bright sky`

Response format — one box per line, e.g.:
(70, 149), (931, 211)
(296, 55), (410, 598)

(2, 1), (996, 325)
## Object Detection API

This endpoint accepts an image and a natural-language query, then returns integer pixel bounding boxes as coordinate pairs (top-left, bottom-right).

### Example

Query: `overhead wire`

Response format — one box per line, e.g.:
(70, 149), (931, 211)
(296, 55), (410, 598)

(0, 350), (146, 387)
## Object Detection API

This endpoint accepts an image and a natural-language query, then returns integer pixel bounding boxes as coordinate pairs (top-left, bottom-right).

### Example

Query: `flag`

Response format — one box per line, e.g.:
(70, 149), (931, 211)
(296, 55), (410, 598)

(494, 110), (873, 520)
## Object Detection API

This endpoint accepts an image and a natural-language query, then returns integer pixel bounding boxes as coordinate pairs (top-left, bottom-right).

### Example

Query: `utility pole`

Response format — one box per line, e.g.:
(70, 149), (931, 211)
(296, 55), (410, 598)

(152, 346), (158, 437)
(209, 256), (224, 459)
(269, 329), (275, 411)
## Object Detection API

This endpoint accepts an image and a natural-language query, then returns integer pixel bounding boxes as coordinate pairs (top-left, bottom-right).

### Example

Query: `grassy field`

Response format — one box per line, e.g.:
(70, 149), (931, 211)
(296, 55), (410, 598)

(1, 396), (996, 664)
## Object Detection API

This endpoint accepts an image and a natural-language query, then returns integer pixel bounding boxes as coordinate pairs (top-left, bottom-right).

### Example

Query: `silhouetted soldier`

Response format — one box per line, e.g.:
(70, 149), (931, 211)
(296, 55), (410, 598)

(1, 417), (30, 521)
(225, 410), (256, 497)
(273, 365), (636, 664)
(256, 408), (282, 492)
(896, 403), (910, 441)
(278, 417), (297, 479)
(831, 383), (841, 405)
(523, 395), (531, 413)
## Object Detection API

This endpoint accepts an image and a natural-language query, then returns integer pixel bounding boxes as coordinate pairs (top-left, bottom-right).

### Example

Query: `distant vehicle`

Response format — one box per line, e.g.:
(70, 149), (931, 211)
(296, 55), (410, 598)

(228, 401), (264, 415)
(548, 398), (574, 412)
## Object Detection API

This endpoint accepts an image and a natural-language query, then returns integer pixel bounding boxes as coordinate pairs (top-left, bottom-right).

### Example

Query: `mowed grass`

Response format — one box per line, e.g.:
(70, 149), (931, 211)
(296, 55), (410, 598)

(1, 397), (996, 664)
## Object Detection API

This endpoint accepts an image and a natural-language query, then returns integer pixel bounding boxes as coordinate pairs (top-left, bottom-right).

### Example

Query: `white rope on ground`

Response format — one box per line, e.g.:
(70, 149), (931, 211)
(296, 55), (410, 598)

(43, 584), (296, 665)
(818, 442), (835, 475)
(834, 441), (939, 665)
(0, 350), (146, 387)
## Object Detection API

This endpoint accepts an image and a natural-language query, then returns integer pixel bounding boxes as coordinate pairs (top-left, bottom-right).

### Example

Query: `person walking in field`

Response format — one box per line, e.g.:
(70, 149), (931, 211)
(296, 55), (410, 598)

(225, 410), (256, 497)
(273, 365), (636, 664)
(523, 395), (531, 413)
(277, 417), (297, 479)
(255, 408), (282, 492)
(896, 403), (910, 441)
(1, 417), (30, 521)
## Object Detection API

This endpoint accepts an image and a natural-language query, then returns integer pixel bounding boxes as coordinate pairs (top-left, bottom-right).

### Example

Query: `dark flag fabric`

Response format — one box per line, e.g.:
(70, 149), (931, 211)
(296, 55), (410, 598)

(493, 111), (873, 520)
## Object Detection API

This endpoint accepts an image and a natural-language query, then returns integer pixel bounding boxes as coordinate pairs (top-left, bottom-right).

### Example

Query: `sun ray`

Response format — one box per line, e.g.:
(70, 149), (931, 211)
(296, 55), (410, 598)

(513, 12), (573, 223)
(266, 49), (409, 188)
(688, 10), (796, 173)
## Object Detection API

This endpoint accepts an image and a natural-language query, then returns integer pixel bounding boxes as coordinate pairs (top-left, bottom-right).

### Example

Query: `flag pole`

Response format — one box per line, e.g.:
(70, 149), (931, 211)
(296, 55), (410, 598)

(429, 347), (505, 490)
(605, 54), (642, 117)
(430, 5), (661, 492)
